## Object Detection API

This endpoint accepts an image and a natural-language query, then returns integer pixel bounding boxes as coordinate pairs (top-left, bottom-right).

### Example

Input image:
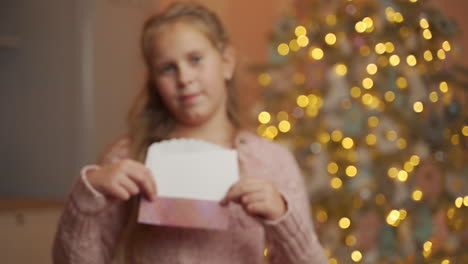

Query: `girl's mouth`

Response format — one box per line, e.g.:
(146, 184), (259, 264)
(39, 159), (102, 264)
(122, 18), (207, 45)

(180, 92), (201, 103)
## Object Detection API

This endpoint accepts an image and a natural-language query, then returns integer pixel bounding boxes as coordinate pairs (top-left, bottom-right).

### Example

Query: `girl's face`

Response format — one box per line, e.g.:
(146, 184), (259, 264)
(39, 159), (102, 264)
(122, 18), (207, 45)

(151, 22), (235, 126)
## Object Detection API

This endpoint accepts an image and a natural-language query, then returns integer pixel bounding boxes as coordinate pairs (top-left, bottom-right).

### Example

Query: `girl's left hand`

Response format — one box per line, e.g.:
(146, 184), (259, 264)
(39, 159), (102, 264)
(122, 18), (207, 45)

(220, 177), (287, 221)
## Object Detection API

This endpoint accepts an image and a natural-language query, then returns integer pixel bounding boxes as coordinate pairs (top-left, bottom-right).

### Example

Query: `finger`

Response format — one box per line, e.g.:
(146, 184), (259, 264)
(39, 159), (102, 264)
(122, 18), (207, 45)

(119, 177), (140, 196)
(222, 182), (263, 204)
(122, 163), (156, 200)
(110, 184), (131, 201)
(241, 192), (265, 205)
(244, 201), (267, 218)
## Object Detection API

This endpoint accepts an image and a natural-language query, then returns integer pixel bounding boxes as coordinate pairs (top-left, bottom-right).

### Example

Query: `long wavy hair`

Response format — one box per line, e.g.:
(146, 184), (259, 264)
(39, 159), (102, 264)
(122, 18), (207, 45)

(117, 2), (240, 263)
(128, 1), (240, 162)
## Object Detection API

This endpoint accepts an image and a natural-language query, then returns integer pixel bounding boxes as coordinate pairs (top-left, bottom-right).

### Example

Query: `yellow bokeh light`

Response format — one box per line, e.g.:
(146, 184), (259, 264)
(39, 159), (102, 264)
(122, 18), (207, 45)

(362, 93), (373, 105)
(351, 250), (362, 262)
(367, 63), (378, 75)
(455, 197), (463, 208)
(419, 18), (429, 29)
(429, 91), (438, 102)
(297, 35), (309, 47)
(423, 241), (432, 252)
(397, 138), (407, 149)
(338, 217), (351, 229)
(413, 101), (424, 113)
(256, 124), (267, 136)
(410, 155), (420, 166)
(264, 248), (268, 257)
(368, 116), (379, 127)
(355, 21), (366, 33)
(306, 105), (319, 117)
(325, 33), (337, 45)
(386, 130), (398, 141)
(394, 12), (404, 23)
(389, 55), (400, 66)
(360, 45), (371, 56)
(407, 55), (417, 66)
(378, 56), (388, 67)
(462, 126), (468, 136)
(385, 42), (395, 53)
(345, 235), (357, 246)
(331, 130), (343, 142)
(412, 189), (423, 201)
(399, 209), (407, 220)
(423, 29), (432, 39)
(328, 162), (339, 174)
(442, 41), (451, 52)
(319, 132), (331, 143)
(388, 167), (399, 178)
(386, 209), (401, 226)
(441, 260), (450, 264)
(375, 43), (386, 54)
(289, 39), (300, 52)
(451, 134), (459, 145)
(330, 177), (343, 189)
(404, 161), (414, 172)
(326, 14), (337, 26)
(396, 77), (408, 89)
(264, 125), (279, 139)
(277, 43), (290, 56)
(424, 50), (433, 61)
(329, 257), (338, 264)
(277, 111), (288, 121)
(384, 91), (396, 102)
(439, 81), (449, 93)
(258, 111), (271, 124)
(350, 86), (362, 98)
(410, 0), (418, 3)
(258, 73), (272, 87)
(342, 137), (354, 149)
(346, 165), (357, 177)
(437, 49), (446, 60)
(296, 95), (309, 107)
(278, 120), (291, 133)
(335, 63), (348, 76)
(363, 17), (374, 28)
(397, 170), (408, 182)
(362, 78), (374, 89)
(295, 25), (307, 37)
(309, 47), (324, 60)
(464, 196), (468, 206)
(316, 209), (328, 222)
(366, 134), (377, 145)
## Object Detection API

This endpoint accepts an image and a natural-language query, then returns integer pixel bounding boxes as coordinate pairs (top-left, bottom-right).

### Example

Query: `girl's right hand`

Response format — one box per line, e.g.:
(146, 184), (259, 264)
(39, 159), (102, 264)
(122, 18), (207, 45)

(86, 159), (157, 201)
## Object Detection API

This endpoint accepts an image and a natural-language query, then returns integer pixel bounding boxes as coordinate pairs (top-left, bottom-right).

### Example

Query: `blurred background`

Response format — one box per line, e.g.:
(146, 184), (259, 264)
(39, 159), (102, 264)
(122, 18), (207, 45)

(0, 0), (466, 263)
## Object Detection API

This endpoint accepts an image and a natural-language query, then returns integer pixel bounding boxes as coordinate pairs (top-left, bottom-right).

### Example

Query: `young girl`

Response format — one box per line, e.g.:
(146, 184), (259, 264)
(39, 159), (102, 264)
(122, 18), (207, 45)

(53, 2), (326, 263)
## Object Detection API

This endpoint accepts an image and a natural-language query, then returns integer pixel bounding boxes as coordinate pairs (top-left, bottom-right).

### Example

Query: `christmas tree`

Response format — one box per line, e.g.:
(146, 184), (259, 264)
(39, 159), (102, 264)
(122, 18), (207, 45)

(253, 0), (468, 263)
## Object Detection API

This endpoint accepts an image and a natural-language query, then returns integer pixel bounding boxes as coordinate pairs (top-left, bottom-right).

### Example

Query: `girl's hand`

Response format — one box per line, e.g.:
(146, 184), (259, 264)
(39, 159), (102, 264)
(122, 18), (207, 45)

(220, 177), (287, 221)
(86, 159), (157, 201)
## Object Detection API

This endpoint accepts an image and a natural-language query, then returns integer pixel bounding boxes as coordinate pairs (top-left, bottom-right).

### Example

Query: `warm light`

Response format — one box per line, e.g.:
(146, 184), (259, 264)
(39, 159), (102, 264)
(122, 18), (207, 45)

(451, 134), (459, 145)
(276, 111), (288, 121)
(429, 91), (438, 102)
(264, 248), (268, 257)
(355, 21), (367, 33)
(464, 196), (468, 206)
(277, 43), (290, 55)
(328, 162), (339, 174)
(410, 155), (420, 166)
(319, 132), (331, 143)
(389, 55), (400, 66)
(385, 42), (395, 53)
(335, 63), (348, 76)
(423, 50), (433, 61)
(384, 91), (396, 102)
(289, 39), (300, 52)
(351, 250), (362, 262)
(375, 43), (386, 54)
(399, 209), (407, 220)
(420, 18), (429, 29)
(338, 217), (351, 229)
(345, 235), (357, 246)
(406, 55), (417, 66)
(397, 138), (407, 149)
(442, 41), (451, 52)
(397, 170), (408, 182)
(297, 95), (309, 107)
(368, 116), (379, 127)
(437, 49), (446, 60)
(388, 167), (399, 178)
(404, 161), (414, 172)
(346, 165), (357, 177)
(423, 29), (432, 39)
(439, 82), (449, 93)
(423, 241), (432, 252)
(413, 101), (424, 113)
(330, 177), (343, 189)
(326, 14), (337, 26)
(316, 209), (328, 222)
(278, 120), (291, 133)
(362, 78), (374, 89)
(386, 210), (401, 226)
(441, 260), (450, 264)
(309, 47), (324, 60)
(360, 45), (371, 56)
(366, 134), (377, 145)
(386, 130), (397, 141)
(258, 111), (271, 124)
(462, 126), (468, 136)
(331, 130), (343, 142)
(455, 197), (463, 208)
(363, 17), (374, 28)
(394, 12), (404, 23)
(361, 93), (373, 105)
(329, 257), (338, 264)
(297, 35), (309, 47)
(258, 73), (271, 86)
(342, 137), (354, 149)
(412, 190), (423, 201)
(350, 86), (362, 98)
(366, 63), (378, 75)
(325, 33), (337, 45)
(378, 56), (388, 67)
(295, 26), (307, 37)
(264, 126), (278, 139)
(396, 77), (408, 89)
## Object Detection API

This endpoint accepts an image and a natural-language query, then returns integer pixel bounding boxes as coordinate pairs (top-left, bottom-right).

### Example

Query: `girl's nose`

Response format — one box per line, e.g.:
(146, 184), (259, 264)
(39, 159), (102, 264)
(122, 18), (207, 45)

(177, 65), (195, 87)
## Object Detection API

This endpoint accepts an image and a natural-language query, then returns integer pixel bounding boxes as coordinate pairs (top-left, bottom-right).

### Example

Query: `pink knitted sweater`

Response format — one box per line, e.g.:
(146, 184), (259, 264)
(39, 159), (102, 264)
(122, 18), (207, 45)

(53, 131), (326, 263)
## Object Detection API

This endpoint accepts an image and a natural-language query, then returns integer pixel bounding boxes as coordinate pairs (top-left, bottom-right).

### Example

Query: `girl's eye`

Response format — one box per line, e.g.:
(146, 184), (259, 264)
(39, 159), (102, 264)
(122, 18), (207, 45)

(190, 56), (201, 63)
(160, 64), (176, 73)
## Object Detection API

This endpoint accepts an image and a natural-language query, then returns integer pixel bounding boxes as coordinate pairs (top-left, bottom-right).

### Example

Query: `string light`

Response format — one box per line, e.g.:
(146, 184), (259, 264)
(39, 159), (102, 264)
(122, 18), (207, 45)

(397, 170), (408, 182)
(406, 55), (417, 66)
(351, 250), (362, 262)
(412, 190), (423, 201)
(345, 235), (357, 246)
(297, 35), (309, 47)
(451, 134), (459, 145)
(366, 134), (377, 145)
(413, 101), (424, 113)
(296, 95), (309, 107)
(388, 167), (399, 178)
(325, 14), (337, 26)
(384, 91), (395, 102)
(389, 55), (400, 66)
(437, 49), (446, 60)
(423, 50), (433, 61)
(346, 165), (357, 177)
(375, 43), (386, 54)
(330, 177), (343, 189)
(342, 137), (354, 149)
(429, 91), (438, 102)
(338, 217), (351, 229)
(294, 25), (307, 37)
(278, 120), (291, 133)
(362, 78), (374, 89)
(258, 111), (271, 124)
(350, 86), (362, 98)
(316, 209), (328, 222)
(462, 126), (468, 136)
(423, 29), (432, 39)
(385, 42), (395, 53)
(277, 111), (288, 121)
(360, 45), (371, 56)
(439, 82), (449, 93)
(289, 39), (300, 52)
(309, 47), (324, 60)
(335, 63), (348, 76)
(277, 43), (289, 55)
(325, 33), (337, 45)
(366, 63), (378, 75)
(331, 130), (343, 142)
(419, 18), (429, 29)
(328, 162), (339, 174)
(442, 41), (451, 52)
(355, 21), (366, 33)
(258, 73), (271, 86)
(396, 77), (408, 89)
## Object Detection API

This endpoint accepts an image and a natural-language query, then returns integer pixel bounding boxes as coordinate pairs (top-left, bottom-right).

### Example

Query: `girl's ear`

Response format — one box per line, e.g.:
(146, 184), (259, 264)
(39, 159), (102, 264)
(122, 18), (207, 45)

(222, 44), (236, 81)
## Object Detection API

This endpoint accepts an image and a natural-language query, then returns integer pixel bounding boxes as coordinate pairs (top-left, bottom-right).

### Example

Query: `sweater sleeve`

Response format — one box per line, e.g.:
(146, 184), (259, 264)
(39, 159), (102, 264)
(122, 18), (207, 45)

(52, 138), (131, 264)
(262, 146), (327, 264)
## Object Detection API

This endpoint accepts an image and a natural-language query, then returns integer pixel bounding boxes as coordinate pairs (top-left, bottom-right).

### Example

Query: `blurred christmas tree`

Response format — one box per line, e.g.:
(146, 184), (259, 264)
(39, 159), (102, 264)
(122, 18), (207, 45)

(253, 0), (468, 263)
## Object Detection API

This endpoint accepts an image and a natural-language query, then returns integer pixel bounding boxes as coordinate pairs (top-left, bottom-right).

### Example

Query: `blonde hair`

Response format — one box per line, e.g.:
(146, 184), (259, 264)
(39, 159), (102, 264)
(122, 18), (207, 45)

(117, 2), (239, 262)
(128, 1), (240, 162)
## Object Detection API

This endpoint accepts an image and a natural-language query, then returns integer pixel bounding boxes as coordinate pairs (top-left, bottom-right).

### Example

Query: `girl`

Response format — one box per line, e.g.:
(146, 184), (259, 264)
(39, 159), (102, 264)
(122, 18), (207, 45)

(53, 2), (326, 263)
